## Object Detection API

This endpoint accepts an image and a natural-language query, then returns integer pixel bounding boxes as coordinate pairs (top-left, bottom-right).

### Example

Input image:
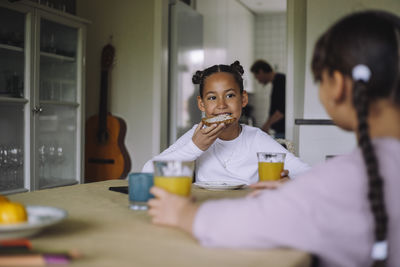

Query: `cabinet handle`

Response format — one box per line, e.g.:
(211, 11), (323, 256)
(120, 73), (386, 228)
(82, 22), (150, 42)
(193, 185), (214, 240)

(32, 107), (43, 113)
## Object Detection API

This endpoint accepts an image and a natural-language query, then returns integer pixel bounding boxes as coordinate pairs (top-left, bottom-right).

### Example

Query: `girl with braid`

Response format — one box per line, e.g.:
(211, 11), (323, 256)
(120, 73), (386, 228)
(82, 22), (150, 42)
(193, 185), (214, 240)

(148, 10), (400, 267)
(142, 61), (309, 184)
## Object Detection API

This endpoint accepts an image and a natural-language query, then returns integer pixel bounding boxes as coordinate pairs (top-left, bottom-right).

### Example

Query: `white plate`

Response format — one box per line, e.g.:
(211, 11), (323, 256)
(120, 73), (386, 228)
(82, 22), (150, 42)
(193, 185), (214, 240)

(0, 205), (67, 240)
(194, 181), (246, 191)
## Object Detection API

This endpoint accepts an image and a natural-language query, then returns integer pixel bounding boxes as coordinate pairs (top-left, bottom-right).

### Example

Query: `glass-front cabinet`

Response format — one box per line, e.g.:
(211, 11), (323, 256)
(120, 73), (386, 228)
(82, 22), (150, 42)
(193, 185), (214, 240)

(0, 1), (87, 194)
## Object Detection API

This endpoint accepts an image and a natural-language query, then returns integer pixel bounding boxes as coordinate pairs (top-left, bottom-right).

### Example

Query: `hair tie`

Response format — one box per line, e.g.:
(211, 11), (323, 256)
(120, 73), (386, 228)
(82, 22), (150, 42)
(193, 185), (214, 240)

(371, 240), (388, 260)
(352, 64), (371, 82)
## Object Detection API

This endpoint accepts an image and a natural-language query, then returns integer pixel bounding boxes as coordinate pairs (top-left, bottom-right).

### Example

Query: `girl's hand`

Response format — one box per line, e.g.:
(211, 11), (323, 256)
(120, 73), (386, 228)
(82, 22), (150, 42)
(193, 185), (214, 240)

(247, 170), (290, 197)
(148, 187), (198, 234)
(192, 121), (226, 151)
(281, 169), (289, 179)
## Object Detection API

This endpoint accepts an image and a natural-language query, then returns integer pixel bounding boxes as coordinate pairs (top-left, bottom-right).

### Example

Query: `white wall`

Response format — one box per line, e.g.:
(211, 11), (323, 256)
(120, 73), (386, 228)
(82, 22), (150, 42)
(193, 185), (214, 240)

(303, 0), (400, 119)
(254, 13), (287, 73)
(287, 0), (400, 165)
(196, 0), (254, 92)
(77, 0), (164, 172)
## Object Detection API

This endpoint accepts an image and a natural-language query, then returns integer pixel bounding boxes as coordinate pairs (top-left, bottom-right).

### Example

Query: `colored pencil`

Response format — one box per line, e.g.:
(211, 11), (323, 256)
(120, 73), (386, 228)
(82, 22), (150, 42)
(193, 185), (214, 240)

(0, 249), (82, 266)
(0, 254), (70, 266)
(0, 239), (32, 250)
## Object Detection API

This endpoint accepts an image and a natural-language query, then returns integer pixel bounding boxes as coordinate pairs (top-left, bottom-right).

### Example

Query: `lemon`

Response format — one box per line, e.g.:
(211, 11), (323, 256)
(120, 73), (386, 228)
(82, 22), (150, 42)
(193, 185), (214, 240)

(0, 202), (28, 224)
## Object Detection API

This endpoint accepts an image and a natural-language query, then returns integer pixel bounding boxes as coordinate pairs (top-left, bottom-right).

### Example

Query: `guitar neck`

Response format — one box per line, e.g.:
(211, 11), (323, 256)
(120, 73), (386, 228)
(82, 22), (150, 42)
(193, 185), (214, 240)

(98, 70), (108, 133)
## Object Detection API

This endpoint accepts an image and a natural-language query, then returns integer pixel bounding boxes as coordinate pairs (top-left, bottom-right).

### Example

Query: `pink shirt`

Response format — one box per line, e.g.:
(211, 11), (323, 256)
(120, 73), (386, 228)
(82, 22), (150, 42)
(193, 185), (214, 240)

(193, 138), (400, 267)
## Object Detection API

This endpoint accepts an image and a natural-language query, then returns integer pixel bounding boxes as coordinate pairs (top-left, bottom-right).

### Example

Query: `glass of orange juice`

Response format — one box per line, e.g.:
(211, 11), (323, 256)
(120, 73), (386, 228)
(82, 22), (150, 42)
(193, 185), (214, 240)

(153, 160), (194, 197)
(257, 152), (286, 181)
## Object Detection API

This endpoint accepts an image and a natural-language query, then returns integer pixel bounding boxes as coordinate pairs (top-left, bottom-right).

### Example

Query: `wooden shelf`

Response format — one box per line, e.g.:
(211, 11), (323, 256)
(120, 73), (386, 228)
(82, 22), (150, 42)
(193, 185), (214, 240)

(40, 100), (79, 107)
(41, 78), (76, 84)
(40, 51), (75, 62)
(0, 43), (24, 52)
(0, 96), (28, 103)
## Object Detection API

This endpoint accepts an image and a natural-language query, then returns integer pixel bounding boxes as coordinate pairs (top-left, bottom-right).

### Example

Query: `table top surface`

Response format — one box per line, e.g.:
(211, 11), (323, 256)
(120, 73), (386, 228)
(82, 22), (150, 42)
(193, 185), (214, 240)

(6, 180), (311, 267)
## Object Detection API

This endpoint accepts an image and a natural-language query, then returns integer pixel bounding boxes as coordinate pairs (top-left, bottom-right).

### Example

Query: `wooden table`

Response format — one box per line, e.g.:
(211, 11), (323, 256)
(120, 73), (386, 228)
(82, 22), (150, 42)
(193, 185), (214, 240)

(7, 180), (311, 267)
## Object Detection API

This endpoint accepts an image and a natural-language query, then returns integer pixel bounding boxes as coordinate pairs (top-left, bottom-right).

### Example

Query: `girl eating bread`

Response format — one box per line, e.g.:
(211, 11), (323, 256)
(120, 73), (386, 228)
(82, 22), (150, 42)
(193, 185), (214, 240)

(142, 61), (309, 184)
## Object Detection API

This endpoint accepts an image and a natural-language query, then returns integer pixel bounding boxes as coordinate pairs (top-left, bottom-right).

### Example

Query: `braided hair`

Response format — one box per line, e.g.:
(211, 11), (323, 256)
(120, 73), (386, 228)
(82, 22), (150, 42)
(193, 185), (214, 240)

(192, 61), (244, 98)
(312, 11), (400, 266)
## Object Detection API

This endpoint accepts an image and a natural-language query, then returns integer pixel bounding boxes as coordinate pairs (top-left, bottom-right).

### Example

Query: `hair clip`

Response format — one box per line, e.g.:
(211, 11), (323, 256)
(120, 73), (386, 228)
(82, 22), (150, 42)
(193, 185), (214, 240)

(352, 64), (371, 82)
(371, 240), (388, 260)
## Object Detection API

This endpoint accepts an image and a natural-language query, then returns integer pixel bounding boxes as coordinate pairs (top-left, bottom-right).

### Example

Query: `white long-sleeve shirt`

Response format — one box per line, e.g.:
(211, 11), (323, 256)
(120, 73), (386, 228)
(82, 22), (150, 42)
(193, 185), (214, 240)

(193, 138), (400, 267)
(142, 124), (310, 184)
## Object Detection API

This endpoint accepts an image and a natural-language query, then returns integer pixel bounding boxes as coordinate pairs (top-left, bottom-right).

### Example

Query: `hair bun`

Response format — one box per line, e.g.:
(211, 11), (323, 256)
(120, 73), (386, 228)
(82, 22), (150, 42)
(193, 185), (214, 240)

(192, 70), (203, 84)
(230, 60), (244, 76)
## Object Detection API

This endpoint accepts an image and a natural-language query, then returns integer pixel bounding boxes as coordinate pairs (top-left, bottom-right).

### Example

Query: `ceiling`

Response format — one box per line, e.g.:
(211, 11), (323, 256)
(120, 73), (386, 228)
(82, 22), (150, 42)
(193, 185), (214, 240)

(238, 0), (287, 13)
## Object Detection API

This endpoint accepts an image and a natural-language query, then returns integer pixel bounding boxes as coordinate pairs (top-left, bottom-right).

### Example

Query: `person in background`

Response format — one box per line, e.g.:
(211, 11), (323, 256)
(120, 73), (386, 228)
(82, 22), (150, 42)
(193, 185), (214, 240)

(142, 61), (309, 185)
(148, 10), (400, 267)
(250, 60), (286, 138)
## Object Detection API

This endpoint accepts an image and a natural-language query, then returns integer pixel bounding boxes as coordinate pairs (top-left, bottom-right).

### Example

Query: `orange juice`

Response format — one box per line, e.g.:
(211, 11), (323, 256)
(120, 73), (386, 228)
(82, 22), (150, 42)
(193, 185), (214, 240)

(154, 176), (192, 196)
(258, 162), (284, 181)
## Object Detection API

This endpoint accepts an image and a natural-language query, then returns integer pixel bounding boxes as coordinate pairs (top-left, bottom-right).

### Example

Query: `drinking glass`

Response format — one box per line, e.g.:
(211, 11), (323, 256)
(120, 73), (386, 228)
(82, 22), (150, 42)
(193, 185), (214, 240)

(257, 152), (286, 181)
(128, 172), (154, 210)
(0, 145), (6, 190)
(153, 160), (194, 197)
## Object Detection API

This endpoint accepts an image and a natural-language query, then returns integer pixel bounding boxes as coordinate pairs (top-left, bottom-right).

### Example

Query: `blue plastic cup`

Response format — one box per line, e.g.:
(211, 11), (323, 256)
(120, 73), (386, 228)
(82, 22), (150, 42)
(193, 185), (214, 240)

(128, 172), (154, 210)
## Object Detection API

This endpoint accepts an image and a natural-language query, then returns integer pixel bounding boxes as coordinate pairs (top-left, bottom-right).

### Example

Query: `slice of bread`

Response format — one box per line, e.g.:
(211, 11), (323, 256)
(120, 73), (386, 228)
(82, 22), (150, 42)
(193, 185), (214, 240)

(201, 114), (236, 126)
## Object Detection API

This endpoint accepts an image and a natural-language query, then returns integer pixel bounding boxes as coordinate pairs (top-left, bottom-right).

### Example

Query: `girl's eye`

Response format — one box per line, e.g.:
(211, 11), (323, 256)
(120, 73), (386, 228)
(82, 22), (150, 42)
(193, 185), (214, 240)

(207, 96), (216, 101)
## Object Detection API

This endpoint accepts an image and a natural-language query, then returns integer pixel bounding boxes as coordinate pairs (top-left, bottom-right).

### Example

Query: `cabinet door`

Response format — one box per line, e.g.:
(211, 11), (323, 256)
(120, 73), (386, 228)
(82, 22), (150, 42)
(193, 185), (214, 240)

(0, 5), (31, 194)
(0, 103), (26, 192)
(35, 14), (83, 189)
(36, 104), (78, 189)
(0, 6), (25, 98)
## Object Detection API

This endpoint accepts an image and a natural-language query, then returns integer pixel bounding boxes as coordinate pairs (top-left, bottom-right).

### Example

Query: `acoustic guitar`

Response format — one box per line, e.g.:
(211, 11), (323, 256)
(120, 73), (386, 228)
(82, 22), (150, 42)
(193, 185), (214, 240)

(84, 43), (131, 182)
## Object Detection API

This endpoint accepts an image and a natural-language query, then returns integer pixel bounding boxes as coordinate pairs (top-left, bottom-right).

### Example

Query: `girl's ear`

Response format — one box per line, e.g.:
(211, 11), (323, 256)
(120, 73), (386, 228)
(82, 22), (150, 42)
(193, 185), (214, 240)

(241, 90), (249, 108)
(197, 96), (205, 112)
(331, 70), (347, 103)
